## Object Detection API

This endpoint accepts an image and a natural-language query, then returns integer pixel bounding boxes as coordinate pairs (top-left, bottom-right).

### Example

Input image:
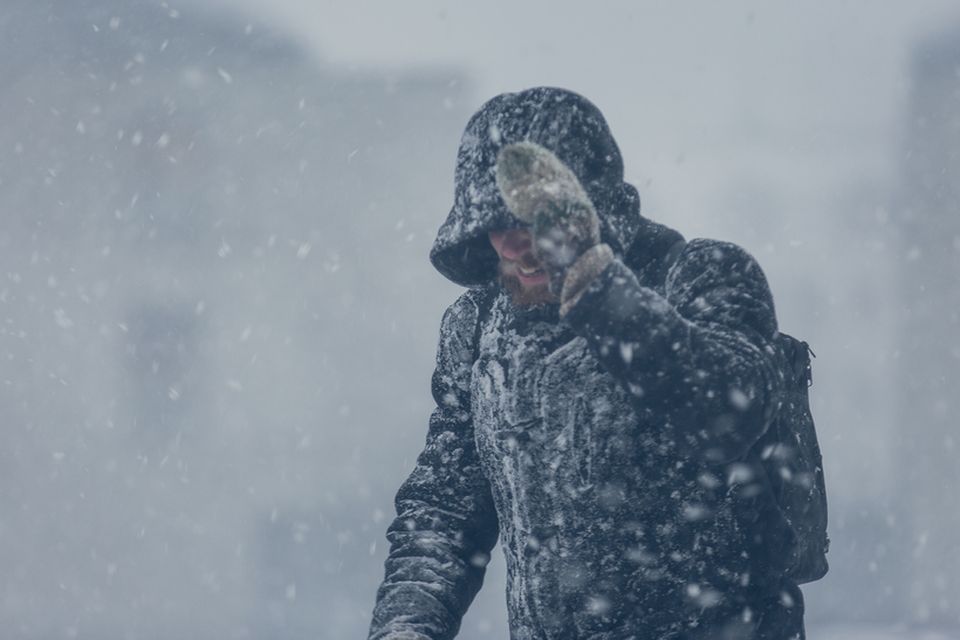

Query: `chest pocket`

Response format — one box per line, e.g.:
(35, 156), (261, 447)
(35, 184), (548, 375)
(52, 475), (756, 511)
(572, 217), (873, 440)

(541, 337), (641, 486)
(539, 337), (601, 491)
(472, 351), (549, 457)
(473, 334), (608, 490)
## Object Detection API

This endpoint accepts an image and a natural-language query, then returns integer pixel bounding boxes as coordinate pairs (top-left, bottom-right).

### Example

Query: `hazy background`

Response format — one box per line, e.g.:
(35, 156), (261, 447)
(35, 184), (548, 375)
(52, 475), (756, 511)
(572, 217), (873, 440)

(2, 1), (959, 638)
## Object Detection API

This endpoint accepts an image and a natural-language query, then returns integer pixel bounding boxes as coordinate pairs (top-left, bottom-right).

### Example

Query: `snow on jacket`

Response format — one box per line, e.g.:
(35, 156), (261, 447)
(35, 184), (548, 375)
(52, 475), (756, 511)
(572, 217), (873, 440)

(369, 88), (804, 640)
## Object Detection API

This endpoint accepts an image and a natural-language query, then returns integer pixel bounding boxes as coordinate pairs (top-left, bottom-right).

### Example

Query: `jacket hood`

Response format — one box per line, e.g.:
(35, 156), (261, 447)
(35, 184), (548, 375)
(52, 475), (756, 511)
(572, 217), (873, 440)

(430, 87), (644, 286)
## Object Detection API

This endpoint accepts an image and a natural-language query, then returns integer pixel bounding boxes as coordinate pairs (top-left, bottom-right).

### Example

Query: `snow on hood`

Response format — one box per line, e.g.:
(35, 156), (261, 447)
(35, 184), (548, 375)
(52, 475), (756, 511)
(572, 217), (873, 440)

(429, 86), (643, 286)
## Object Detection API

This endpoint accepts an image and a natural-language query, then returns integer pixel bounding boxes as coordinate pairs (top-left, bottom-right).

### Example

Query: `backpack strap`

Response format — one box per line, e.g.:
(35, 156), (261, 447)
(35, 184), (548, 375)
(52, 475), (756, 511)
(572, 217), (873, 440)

(469, 283), (499, 362)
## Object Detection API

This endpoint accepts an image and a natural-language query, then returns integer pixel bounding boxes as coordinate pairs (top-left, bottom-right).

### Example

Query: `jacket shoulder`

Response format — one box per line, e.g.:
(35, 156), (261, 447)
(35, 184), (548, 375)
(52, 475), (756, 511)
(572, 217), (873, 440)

(667, 238), (769, 288)
(433, 284), (497, 404)
(667, 238), (778, 335)
(622, 217), (686, 290)
(439, 284), (497, 346)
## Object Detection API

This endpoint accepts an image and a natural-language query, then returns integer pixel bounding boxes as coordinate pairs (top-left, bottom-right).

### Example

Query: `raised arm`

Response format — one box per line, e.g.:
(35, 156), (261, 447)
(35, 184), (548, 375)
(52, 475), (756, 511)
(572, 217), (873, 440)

(369, 289), (499, 640)
(494, 141), (783, 466)
(561, 238), (784, 464)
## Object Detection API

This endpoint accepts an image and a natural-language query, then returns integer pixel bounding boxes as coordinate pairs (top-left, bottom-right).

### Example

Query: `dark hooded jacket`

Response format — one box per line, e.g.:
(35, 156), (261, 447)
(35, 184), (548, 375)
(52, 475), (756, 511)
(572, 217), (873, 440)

(369, 88), (804, 640)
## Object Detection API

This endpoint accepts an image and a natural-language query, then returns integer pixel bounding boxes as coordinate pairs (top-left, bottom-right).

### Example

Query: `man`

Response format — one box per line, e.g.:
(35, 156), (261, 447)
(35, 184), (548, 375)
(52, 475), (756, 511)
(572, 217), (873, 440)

(369, 87), (807, 639)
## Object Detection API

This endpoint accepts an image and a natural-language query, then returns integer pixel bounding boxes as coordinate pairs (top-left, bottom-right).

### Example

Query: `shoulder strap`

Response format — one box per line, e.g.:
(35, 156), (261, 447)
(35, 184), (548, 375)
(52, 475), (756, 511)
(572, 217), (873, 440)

(469, 284), (499, 362)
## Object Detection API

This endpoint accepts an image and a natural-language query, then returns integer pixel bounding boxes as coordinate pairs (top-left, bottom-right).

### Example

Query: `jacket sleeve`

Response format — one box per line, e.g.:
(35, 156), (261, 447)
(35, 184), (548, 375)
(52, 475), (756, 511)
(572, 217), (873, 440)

(369, 289), (499, 640)
(561, 238), (784, 464)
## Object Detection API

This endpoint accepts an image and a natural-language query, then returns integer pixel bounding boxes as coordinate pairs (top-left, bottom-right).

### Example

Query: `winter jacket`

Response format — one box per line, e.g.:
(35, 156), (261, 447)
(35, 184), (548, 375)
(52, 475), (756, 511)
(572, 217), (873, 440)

(369, 88), (804, 640)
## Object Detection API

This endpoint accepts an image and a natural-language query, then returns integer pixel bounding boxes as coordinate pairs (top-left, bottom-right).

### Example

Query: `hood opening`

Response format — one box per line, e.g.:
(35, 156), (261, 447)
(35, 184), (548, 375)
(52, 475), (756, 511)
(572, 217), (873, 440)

(430, 86), (642, 287)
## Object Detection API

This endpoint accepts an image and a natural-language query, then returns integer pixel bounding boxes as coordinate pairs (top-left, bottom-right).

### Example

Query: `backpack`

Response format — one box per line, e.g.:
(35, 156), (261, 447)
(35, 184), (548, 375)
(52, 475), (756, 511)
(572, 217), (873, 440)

(752, 333), (830, 584)
(655, 238), (829, 584)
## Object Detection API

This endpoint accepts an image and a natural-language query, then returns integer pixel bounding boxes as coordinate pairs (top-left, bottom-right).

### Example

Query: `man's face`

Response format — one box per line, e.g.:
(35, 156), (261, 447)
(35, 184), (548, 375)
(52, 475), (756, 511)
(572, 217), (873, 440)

(488, 228), (558, 306)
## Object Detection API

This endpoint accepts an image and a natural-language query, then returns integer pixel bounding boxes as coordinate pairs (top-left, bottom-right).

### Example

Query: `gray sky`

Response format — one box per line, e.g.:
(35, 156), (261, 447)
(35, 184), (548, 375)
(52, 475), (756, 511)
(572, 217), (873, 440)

(210, 1), (958, 133)
(198, 0), (960, 237)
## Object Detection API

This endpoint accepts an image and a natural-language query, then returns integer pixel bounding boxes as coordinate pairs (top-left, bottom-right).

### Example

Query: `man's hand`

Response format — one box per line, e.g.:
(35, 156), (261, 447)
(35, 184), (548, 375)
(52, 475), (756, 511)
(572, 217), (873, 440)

(495, 142), (603, 296)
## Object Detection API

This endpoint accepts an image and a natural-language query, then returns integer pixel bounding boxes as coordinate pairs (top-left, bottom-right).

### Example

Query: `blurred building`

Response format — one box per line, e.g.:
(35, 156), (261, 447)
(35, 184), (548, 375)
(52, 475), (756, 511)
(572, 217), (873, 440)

(0, 1), (471, 637)
(894, 23), (960, 628)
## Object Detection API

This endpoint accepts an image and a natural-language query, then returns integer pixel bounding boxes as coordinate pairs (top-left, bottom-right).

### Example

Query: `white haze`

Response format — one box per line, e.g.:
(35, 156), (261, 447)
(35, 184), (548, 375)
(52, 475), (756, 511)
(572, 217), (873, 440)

(2, 0), (959, 637)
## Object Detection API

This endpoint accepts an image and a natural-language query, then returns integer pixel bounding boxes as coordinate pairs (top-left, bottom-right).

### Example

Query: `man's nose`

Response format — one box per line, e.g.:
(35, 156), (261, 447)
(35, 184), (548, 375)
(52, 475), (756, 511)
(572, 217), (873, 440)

(500, 231), (532, 260)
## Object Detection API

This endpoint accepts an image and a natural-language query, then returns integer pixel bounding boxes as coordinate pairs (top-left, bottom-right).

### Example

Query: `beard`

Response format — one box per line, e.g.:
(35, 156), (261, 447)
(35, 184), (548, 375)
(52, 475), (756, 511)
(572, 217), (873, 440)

(498, 260), (559, 307)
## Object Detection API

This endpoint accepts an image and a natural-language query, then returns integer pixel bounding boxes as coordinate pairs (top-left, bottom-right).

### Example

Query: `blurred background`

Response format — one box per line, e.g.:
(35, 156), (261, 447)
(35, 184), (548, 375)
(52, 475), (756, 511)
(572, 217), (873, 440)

(1, 1), (958, 638)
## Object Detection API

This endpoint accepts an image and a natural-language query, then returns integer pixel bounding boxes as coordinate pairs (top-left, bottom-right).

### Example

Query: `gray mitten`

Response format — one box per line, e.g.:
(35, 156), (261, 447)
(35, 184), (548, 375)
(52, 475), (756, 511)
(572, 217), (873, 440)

(495, 142), (612, 306)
